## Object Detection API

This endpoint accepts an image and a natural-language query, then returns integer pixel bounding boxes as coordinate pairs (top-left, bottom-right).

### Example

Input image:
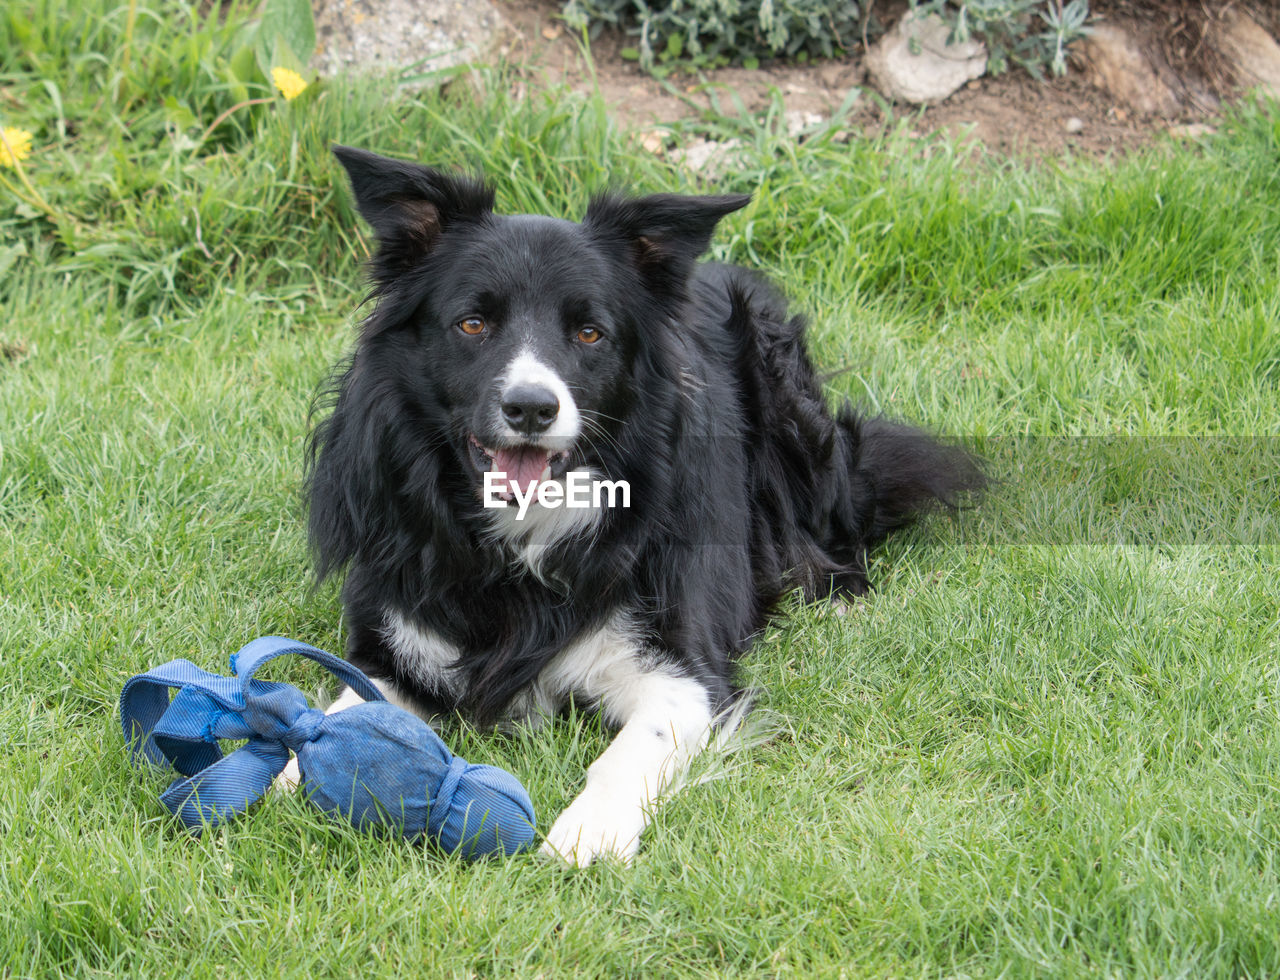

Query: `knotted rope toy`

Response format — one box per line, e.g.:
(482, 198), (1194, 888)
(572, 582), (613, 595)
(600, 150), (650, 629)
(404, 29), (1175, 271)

(120, 636), (536, 858)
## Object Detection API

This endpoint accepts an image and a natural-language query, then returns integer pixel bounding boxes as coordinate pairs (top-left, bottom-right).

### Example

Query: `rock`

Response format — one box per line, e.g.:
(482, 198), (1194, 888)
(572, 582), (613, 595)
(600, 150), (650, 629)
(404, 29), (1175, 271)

(1212, 8), (1280, 100)
(669, 138), (745, 177)
(865, 11), (987, 104)
(637, 130), (666, 155)
(785, 110), (825, 138)
(1064, 116), (1085, 134)
(1073, 23), (1181, 118)
(1166, 123), (1216, 140)
(313, 0), (509, 81)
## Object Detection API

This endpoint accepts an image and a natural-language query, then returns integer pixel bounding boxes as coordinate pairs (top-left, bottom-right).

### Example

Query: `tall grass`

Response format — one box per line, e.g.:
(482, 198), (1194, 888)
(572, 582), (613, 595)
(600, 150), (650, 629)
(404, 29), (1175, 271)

(2, 0), (1279, 975)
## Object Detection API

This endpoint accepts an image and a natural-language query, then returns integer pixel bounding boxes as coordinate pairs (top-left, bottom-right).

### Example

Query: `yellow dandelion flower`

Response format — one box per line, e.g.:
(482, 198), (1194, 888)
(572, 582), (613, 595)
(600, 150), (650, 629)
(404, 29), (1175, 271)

(271, 67), (308, 101)
(0, 127), (34, 169)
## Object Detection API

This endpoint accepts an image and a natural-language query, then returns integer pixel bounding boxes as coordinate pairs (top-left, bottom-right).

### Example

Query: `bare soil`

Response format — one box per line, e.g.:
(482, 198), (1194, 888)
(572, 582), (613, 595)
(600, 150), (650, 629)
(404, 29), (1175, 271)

(498, 0), (1254, 159)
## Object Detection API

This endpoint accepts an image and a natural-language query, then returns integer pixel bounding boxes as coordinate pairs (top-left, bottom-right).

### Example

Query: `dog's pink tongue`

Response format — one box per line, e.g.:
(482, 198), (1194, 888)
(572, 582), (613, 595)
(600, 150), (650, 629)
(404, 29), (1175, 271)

(492, 446), (550, 495)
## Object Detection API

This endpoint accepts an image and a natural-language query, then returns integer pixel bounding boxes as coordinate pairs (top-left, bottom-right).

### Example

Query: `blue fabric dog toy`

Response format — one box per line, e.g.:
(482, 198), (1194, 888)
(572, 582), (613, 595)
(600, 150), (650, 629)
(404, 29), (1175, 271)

(120, 636), (536, 858)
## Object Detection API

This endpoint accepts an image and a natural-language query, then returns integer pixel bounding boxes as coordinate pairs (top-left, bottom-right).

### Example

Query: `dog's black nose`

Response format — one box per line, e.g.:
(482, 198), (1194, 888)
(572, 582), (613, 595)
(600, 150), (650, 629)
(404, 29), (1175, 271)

(501, 384), (560, 435)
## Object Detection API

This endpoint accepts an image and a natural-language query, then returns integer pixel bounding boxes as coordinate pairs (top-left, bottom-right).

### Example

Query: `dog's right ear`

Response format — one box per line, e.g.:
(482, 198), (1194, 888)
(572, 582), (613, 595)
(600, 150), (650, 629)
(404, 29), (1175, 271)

(331, 146), (494, 278)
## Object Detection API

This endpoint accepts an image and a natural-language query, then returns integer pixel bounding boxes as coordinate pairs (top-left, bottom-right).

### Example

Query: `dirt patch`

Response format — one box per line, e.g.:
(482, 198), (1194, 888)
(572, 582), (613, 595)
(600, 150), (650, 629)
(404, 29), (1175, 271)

(1, 337), (30, 365)
(498, 0), (1272, 159)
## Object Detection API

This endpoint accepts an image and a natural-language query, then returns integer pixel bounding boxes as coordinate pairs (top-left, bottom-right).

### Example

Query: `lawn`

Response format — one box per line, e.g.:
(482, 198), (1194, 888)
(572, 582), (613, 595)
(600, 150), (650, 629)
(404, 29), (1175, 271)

(2, 1), (1279, 976)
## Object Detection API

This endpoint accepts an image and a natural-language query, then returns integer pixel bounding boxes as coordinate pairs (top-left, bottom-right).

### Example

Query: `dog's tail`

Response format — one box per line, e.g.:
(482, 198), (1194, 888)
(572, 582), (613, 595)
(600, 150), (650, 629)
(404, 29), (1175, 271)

(824, 409), (986, 594)
(838, 409), (986, 545)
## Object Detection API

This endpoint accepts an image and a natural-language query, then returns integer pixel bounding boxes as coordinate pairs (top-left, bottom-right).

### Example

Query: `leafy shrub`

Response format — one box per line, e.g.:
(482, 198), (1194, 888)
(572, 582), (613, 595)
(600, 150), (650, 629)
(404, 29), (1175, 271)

(562, 0), (1090, 77)
(910, 0), (1091, 77)
(561, 0), (866, 71)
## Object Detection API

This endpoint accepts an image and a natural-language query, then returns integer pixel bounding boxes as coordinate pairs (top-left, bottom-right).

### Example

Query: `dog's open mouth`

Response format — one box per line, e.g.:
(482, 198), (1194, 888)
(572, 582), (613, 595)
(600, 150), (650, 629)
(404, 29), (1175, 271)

(469, 435), (572, 502)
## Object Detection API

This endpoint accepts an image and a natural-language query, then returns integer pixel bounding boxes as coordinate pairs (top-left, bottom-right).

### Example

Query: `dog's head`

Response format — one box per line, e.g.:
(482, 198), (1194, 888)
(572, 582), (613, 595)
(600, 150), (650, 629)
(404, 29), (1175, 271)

(330, 145), (749, 508)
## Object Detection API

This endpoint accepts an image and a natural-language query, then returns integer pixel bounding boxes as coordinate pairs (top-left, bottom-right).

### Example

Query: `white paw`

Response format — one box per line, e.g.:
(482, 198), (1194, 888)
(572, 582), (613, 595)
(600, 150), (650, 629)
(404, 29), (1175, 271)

(539, 787), (647, 868)
(273, 755), (301, 794)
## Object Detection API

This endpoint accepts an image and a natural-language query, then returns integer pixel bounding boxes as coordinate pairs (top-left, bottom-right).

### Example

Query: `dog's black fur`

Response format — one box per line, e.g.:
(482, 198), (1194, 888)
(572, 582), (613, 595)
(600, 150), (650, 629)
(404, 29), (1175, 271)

(309, 146), (983, 729)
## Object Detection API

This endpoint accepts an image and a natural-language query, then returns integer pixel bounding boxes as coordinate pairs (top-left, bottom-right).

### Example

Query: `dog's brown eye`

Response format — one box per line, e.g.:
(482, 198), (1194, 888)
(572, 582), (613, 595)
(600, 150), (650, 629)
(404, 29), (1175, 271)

(458, 316), (487, 336)
(577, 326), (602, 344)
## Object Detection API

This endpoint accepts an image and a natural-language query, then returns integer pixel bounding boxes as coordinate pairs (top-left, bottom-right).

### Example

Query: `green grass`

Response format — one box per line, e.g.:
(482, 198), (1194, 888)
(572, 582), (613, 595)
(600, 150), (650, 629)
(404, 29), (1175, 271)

(3, 1), (1280, 976)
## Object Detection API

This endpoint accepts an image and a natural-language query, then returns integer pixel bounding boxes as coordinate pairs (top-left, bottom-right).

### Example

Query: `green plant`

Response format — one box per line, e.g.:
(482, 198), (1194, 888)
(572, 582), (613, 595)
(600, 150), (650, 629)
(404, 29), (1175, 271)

(911, 0), (1091, 77)
(562, 0), (865, 71)
(563, 0), (1089, 75)
(0, 0), (323, 313)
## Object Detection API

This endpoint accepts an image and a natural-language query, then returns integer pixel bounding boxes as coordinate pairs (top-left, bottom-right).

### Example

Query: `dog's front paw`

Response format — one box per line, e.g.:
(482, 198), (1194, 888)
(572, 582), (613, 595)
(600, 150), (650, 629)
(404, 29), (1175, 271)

(540, 789), (647, 868)
(273, 755), (302, 794)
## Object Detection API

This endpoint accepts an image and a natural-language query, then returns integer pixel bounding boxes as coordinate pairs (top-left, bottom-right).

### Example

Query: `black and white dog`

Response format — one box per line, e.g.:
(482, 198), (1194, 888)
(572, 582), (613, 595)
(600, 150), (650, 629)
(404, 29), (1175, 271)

(282, 146), (982, 866)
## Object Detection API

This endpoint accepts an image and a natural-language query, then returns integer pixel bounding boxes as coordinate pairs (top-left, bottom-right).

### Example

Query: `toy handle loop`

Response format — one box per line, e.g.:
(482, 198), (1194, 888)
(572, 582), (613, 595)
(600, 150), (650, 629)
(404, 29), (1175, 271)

(230, 636), (385, 704)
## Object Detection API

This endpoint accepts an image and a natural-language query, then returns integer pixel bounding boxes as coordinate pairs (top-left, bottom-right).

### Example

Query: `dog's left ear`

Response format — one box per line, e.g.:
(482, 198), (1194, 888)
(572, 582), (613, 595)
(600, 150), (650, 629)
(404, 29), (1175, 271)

(332, 145), (494, 279)
(584, 192), (750, 297)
